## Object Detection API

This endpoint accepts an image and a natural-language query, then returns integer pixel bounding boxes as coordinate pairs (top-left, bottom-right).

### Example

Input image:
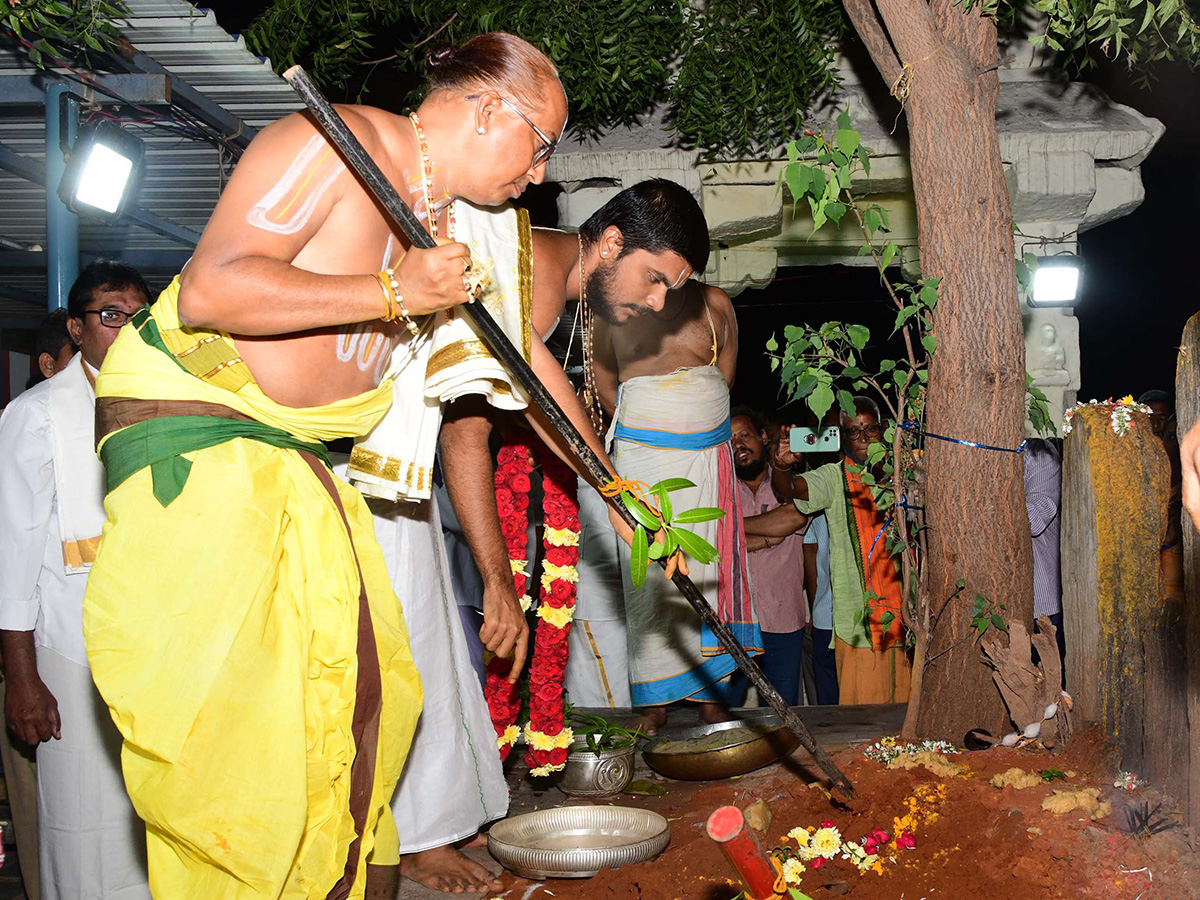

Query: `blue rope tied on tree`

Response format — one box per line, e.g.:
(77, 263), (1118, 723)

(900, 420), (1027, 455)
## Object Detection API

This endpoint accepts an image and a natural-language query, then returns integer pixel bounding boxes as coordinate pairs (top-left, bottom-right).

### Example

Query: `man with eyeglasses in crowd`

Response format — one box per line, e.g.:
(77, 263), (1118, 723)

(747, 396), (912, 705)
(0, 260), (152, 900)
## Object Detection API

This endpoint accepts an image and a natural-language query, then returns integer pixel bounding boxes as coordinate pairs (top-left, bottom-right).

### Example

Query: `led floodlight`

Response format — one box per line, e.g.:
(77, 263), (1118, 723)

(57, 120), (145, 221)
(1029, 255), (1081, 307)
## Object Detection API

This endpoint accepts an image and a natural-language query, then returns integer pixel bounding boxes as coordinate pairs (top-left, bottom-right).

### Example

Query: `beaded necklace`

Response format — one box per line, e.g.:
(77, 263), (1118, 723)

(408, 112), (455, 239)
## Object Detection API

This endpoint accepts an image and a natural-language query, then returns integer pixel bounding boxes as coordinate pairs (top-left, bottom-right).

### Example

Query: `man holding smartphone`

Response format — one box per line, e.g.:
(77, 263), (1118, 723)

(745, 396), (911, 705)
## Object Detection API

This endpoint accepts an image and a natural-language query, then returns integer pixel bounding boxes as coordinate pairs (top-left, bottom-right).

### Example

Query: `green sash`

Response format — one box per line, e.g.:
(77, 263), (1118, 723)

(101, 415), (330, 507)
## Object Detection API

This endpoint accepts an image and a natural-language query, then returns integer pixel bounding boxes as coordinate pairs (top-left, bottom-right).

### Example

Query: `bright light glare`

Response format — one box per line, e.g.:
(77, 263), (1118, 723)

(74, 144), (134, 214)
(1032, 264), (1079, 306)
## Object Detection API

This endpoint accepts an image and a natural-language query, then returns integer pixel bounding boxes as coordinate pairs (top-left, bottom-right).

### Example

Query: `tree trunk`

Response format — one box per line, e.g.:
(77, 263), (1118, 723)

(852, 0), (1035, 740)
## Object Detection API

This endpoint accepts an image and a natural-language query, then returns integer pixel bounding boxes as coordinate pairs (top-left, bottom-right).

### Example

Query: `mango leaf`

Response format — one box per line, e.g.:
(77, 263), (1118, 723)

(674, 527), (720, 565)
(672, 506), (726, 523)
(655, 485), (674, 523)
(788, 888), (817, 900)
(621, 492), (661, 531)
(650, 477), (696, 494)
(631, 525), (648, 588)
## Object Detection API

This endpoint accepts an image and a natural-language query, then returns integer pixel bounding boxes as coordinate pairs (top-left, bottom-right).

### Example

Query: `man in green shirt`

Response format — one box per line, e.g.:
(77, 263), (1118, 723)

(742, 397), (911, 704)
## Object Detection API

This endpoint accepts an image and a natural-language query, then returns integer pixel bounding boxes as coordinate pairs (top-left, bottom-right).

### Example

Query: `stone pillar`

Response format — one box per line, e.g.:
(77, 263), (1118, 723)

(1061, 406), (1183, 801)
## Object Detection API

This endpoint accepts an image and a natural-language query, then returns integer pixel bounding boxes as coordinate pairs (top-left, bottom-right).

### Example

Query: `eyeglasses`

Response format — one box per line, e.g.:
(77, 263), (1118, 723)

(844, 424), (883, 440)
(465, 94), (560, 166)
(82, 308), (135, 328)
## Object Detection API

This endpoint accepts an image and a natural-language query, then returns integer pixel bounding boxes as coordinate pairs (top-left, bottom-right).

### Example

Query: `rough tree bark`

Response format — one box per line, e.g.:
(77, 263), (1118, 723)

(842, 0), (1035, 741)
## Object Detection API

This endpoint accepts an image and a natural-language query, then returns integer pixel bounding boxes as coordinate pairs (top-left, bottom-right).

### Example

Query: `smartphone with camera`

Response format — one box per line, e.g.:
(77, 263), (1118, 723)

(790, 426), (840, 453)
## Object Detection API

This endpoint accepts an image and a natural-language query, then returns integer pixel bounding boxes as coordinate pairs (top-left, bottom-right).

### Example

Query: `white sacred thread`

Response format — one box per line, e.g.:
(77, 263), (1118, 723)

(246, 135), (345, 235)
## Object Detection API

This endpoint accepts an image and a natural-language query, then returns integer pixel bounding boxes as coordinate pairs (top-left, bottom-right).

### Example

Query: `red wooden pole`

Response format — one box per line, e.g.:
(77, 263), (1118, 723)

(705, 806), (779, 900)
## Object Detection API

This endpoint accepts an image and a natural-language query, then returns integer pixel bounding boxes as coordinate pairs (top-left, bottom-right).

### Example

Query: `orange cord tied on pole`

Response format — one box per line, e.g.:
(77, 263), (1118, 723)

(599, 476), (654, 507)
(598, 477), (690, 576)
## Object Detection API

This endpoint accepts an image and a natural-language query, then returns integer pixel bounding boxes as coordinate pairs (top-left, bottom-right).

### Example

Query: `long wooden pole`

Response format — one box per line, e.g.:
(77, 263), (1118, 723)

(282, 65), (854, 798)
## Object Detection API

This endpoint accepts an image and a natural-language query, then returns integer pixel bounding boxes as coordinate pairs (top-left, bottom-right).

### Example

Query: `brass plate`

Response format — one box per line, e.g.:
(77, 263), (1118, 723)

(641, 714), (801, 781)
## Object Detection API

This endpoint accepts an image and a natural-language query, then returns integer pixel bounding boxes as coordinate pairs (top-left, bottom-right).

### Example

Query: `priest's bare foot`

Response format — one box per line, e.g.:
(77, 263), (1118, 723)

(634, 705), (669, 737)
(399, 845), (502, 894)
(698, 702), (735, 725)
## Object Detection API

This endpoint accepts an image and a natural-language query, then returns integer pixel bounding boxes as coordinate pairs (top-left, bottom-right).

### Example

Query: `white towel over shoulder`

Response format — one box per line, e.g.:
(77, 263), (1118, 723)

(348, 200), (534, 502)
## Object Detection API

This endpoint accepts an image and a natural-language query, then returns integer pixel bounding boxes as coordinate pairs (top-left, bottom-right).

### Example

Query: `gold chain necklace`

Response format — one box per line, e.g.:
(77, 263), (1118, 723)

(579, 236), (604, 435)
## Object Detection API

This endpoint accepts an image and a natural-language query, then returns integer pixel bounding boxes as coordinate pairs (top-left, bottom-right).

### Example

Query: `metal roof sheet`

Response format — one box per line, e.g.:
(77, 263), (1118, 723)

(0, 0), (303, 311)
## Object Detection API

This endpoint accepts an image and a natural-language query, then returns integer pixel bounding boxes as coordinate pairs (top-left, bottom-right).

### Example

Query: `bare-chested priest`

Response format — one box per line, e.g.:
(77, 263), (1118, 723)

(589, 244), (758, 735)
(82, 33), (603, 900)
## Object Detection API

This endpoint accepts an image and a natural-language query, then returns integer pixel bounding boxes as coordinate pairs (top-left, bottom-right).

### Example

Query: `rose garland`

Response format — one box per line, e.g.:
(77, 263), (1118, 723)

(483, 434), (581, 775)
(484, 437), (535, 760)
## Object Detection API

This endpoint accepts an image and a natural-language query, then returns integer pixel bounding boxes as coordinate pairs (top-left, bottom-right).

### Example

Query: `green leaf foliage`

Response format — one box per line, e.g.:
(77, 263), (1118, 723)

(673, 527), (720, 565)
(672, 506), (726, 523)
(649, 478), (696, 494)
(631, 524), (648, 587)
(621, 492), (662, 531)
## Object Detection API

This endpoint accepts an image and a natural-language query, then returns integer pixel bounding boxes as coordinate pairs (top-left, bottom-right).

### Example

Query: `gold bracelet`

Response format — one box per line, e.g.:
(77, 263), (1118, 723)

(386, 268), (421, 338)
(375, 272), (396, 321)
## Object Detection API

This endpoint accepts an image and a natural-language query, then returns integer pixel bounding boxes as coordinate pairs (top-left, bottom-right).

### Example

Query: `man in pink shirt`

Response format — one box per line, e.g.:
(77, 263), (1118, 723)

(731, 408), (809, 705)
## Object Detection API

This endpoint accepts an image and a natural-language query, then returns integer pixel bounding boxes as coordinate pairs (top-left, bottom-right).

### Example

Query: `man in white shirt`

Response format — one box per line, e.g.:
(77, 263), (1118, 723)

(0, 261), (152, 900)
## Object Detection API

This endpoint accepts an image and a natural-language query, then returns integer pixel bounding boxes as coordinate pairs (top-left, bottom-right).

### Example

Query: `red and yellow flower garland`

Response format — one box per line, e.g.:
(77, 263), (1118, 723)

(483, 434), (580, 774)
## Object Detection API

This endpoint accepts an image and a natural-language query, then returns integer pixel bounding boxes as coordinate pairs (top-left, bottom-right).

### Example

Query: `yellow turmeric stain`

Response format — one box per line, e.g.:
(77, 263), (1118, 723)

(1075, 408), (1168, 735)
(213, 832), (231, 852)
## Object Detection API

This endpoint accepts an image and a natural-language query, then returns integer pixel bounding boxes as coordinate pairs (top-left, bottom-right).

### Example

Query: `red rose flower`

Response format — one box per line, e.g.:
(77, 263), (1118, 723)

(811, 858), (827, 871)
(897, 833), (916, 851)
(548, 747), (568, 766)
(510, 473), (532, 492)
(820, 820), (835, 829)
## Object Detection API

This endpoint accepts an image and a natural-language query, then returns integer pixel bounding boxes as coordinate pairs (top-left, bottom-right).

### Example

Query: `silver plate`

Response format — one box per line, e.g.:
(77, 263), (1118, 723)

(487, 805), (671, 880)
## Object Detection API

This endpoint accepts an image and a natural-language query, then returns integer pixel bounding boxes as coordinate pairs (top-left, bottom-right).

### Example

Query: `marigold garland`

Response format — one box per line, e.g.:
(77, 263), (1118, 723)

(483, 434), (581, 774)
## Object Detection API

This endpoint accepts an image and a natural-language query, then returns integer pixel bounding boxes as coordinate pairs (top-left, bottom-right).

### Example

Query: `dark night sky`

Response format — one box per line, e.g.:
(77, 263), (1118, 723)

(1077, 58), (1200, 402)
(208, 2), (1199, 410)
